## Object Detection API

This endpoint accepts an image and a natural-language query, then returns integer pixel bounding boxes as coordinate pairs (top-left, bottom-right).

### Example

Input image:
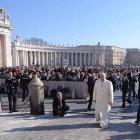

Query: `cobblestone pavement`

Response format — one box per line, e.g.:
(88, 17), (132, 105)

(0, 90), (140, 140)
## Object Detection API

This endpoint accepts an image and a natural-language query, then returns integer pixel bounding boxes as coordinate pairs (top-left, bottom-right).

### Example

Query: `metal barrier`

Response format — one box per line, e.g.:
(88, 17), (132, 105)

(42, 81), (88, 99)
(0, 79), (88, 99)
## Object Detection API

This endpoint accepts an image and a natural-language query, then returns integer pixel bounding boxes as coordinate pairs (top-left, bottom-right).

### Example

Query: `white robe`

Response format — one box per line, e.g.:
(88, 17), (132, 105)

(93, 79), (113, 128)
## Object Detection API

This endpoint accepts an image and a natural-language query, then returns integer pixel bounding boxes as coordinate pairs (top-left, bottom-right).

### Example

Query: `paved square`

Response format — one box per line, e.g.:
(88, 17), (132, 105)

(0, 90), (140, 140)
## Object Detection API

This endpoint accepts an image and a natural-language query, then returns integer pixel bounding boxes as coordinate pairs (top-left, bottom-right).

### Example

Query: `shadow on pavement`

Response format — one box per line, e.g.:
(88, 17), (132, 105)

(5, 122), (100, 132)
(107, 132), (140, 140)
(100, 122), (140, 140)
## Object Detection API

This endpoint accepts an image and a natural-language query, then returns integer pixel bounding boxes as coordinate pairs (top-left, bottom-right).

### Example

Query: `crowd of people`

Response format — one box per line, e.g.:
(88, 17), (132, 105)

(0, 65), (140, 82)
(0, 65), (140, 127)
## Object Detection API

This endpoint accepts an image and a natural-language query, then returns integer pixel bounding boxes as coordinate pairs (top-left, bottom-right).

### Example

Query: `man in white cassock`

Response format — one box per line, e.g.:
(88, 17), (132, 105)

(93, 73), (113, 128)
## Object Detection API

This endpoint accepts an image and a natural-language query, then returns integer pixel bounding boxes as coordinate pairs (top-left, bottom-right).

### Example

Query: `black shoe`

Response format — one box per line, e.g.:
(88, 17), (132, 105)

(135, 120), (139, 124)
(9, 110), (13, 113)
(12, 110), (18, 112)
(120, 106), (125, 108)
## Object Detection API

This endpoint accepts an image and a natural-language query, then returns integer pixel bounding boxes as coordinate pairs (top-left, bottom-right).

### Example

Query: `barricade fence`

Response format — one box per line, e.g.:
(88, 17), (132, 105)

(0, 79), (88, 99)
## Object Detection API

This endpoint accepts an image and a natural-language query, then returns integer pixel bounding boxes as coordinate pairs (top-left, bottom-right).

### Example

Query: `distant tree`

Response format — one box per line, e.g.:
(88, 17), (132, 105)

(22, 37), (48, 46)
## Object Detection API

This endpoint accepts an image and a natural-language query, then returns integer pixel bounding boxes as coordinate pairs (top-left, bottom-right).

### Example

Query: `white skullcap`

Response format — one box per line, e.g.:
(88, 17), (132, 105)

(100, 72), (106, 76)
(57, 92), (62, 96)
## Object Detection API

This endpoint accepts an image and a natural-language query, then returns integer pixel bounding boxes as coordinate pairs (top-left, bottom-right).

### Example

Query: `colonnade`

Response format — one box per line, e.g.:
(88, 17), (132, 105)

(14, 50), (105, 66)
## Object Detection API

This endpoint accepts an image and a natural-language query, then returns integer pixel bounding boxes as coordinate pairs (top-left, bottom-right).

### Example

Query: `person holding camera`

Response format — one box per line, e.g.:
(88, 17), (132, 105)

(5, 72), (18, 113)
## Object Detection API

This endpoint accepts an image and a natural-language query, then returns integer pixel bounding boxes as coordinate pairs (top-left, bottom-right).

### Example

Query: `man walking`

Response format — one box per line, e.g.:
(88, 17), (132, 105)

(87, 73), (97, 111)
(93, 73), (113, 128)
(120, 74), (132, 108)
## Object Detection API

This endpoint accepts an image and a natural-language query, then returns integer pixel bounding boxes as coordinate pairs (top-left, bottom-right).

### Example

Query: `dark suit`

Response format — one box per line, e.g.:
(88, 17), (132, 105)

(136, 78), (140, 122)
(87, 77), (97, 110)
(20, 74), (31, 101)
(53, 98), (69, 117)
(121, 78), (131, 107)
(128, 77), (137, 98)
(5, 77), (18, 112)
(107, 76), (116, 91)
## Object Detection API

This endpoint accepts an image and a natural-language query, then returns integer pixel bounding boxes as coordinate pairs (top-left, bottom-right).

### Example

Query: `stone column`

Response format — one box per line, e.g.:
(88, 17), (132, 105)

(12, 47), (17, 66)
(94, 53), (97, 65)
(101, 52), (105, 66)
(84, 53), (86, 65)
(88, 53), (90, 66)
(53, 52), (56, 65)
(26, 51), (29, 66)
(63, 52), (65, 65)
(30, 51), (32, 65)
(59, 52), (61, 66)
(4, 35), (12, 66)
(16, 50), (19, 66)
(46, 52), (48, 65)
(67, 52), (69, 65)
(22, 50), (25, 66)
(24, 51), (27, 66)
(92, 53), (95, 66)
(75, 53), (77, 66)
(18, 52), (20, 66)
(38, 52), (40, 65)
(80, 53), (82, 66)
(34, 52), (37, 65)
(50, 52), (52, 65)
(42, 52), (45, 66)
(55, 52), (57, 65)
(71, 53), (73, 66)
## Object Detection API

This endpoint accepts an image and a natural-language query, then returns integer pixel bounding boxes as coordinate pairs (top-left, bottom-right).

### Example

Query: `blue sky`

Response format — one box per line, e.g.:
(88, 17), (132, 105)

(1, 0), (140, 48)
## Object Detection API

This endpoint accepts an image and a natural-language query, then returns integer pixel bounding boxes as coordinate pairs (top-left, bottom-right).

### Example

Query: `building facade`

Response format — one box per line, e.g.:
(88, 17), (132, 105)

(12, 38), (106, 66)
(11, 38), (128, 67)
(0, 8), (139, 67)
(105, 46), (127, 66)
(125, 48), (140, 66)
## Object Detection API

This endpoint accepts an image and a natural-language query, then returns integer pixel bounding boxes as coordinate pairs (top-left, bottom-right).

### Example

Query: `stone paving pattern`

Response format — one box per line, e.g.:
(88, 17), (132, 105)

(0, 90), (140, 140)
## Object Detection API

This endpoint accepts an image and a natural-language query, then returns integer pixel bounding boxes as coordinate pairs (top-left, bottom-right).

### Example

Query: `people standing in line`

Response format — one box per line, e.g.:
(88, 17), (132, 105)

(5, 72), (18, 113)
(93, 73), (113, 128)
(87, 73), (97, 112)
(120, 74), (132, 108)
